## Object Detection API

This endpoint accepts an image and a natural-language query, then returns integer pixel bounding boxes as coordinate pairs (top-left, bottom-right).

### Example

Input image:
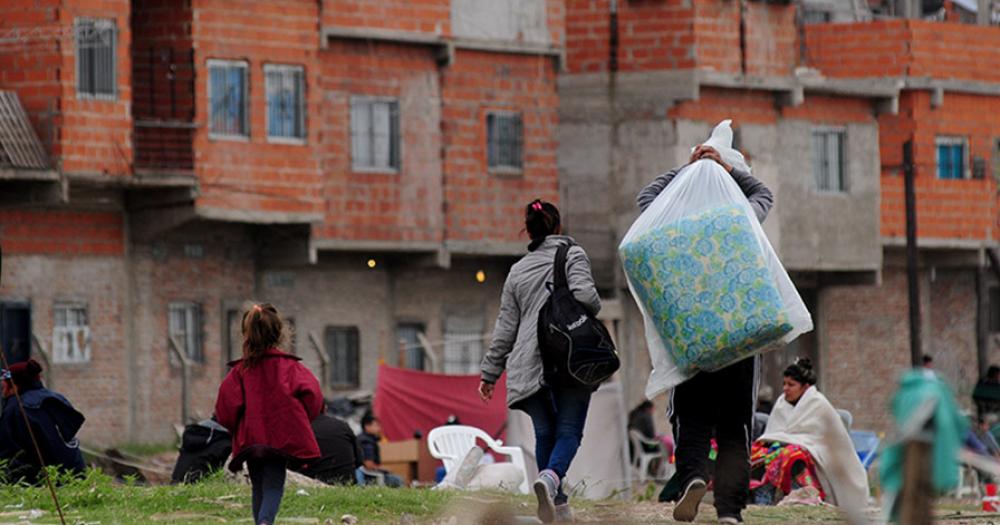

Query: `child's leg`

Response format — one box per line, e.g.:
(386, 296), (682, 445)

(247, 460), (264, 523)
(255, 458), (287, 525)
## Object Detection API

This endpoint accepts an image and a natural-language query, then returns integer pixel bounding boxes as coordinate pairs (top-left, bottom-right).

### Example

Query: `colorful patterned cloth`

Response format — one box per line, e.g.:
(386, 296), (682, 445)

(621, 204), (793, 374)
(750, 441), (825, 503)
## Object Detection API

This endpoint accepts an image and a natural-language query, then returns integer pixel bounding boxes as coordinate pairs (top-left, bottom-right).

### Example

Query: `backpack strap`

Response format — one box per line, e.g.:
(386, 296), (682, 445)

(553, 244), (571, 291)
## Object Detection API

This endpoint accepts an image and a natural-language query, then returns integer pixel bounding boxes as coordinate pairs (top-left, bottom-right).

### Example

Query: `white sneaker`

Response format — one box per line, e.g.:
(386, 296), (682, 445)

(672, 478), (707, 522)
(554, 503), (574, 523)
(718, 515), (744, 524)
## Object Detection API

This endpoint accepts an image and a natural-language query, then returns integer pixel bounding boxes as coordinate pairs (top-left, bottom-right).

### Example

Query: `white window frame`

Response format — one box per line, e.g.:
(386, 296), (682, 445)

(264, 64), (307, 144)
(207, 59), (250, 141)
(442, 314), (485, 375)
(350, 96), (401, 173)
(486, 110), (524, 175)
(935, 136), (969, 180)
(74, 18), (118, 100)
(168, 302), (204, 364)
(52, 302), (91, 364)
(812, 127), (847, 193)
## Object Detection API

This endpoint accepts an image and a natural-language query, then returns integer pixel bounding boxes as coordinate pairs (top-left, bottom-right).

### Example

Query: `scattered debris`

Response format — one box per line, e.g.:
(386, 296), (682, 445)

(341, 514), (359, 525)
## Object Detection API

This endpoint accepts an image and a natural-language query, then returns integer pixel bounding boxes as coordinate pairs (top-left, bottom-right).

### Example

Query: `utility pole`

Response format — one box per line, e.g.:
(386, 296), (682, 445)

(904, 140), (922, 367)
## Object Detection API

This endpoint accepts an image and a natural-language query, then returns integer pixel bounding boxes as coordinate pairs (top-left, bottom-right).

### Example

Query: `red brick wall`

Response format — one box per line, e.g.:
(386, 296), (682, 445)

(191, 0), (323, 217)
(440, 49), (560, 244)
(566, 0), (796, 76)
(807, 20), (1000, 83)
(321, 0), (450, 36)
(0, 0), (63, 158)
(0, 210), (124, 256)
(805, 21), (911, 78)
(880, 91), (999, 241)
(59, 0), (133, 176)
(668, 88), (778, 125)
(315, 40), (444, 243)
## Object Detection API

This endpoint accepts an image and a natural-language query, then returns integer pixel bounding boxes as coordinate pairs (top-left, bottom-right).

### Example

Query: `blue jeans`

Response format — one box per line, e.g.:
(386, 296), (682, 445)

(247, 458), (286, 525)
(519, 386), (593, 503)
(355, 467), (404, 488)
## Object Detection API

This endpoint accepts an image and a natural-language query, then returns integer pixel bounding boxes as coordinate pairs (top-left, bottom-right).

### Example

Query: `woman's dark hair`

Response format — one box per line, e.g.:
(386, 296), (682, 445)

(525, 199), (561, 251)
(783, 358), (817, 386)
(241, 302), (286, 369)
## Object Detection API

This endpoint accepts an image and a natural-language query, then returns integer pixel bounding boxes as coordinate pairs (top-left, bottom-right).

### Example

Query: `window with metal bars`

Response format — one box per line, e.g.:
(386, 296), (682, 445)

(75, 18), (117, 98)
(396, 322), (426, 371)
(812, 129), (846, 192)
(208, 60), (249, 137)
(265, 65), (306, 141)
(487, 112), (524, 172)
(53, 303), (90, 364)
(325, 326), (360, 388)
(936, 136), (967, 180)
(442, 314), (484, 374)
(169, 302), (204, 363)
(350, 97), (400, 171)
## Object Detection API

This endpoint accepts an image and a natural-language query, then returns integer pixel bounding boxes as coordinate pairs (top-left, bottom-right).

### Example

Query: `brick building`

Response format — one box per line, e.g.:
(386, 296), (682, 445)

(560, 0), (1000, 432)
(3, 0), (1000, 446)
(0, 0), (563, 444)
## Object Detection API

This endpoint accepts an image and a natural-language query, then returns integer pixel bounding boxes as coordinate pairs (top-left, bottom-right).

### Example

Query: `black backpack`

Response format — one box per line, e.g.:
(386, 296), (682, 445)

(537, 244), (620, 387)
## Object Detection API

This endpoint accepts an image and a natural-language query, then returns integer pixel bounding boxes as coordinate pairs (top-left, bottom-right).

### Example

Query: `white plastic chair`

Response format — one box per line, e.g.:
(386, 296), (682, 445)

(427, 425), (529, 494)
(955, 464), (982, 499)
(628, 430), (671, 483)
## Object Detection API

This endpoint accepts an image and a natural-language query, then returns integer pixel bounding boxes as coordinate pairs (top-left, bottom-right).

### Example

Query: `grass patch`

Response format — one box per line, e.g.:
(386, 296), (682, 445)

(109, 441), (178, 458)
(0, 469), (454, 524)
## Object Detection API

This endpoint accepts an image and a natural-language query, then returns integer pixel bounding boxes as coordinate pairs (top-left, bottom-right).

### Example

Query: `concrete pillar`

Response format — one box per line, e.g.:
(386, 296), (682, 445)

(978, 0), (992, 25)
(898, 0), (920, 18)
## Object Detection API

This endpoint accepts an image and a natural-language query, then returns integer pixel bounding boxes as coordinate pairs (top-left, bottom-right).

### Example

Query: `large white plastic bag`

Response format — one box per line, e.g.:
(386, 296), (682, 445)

(619, 121), (813, 399)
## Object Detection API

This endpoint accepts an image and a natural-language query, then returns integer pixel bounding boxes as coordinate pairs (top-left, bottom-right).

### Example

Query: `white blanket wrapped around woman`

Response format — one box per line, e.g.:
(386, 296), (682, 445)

(758, 386), (870, 508)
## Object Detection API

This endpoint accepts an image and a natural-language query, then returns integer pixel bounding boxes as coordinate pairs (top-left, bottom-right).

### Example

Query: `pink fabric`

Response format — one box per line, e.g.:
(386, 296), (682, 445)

(373, 364), (508, 442)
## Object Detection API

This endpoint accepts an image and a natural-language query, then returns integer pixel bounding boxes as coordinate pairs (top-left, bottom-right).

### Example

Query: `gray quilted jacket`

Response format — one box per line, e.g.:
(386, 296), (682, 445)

(481, 235), (601, 407)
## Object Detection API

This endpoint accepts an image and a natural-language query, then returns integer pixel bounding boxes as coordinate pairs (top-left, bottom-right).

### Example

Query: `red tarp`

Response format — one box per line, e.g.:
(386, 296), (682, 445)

(373, 364), (508, 442)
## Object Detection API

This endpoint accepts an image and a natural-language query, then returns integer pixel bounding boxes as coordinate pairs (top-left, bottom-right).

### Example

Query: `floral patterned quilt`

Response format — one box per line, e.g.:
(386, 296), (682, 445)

(621, 204), (792, 374)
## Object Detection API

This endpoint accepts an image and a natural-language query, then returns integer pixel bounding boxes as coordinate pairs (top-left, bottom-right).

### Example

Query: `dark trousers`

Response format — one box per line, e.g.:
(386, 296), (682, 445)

(670, 356), (757, 517)
(247, 457), (287, 525)
(519, 385), (593, 504)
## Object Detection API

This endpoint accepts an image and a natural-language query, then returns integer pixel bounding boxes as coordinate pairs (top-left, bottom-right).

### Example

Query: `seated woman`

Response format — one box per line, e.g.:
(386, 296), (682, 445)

(750, 359), (869, 508)
(0, 359), (86, 483)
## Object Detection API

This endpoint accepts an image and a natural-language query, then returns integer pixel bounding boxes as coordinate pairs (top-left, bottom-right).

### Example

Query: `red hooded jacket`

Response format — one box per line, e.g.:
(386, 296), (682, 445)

(215, 349), (323, 471)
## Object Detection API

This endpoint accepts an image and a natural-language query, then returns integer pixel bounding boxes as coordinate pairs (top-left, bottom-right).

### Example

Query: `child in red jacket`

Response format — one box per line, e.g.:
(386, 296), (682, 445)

(215, 303), (323, 525)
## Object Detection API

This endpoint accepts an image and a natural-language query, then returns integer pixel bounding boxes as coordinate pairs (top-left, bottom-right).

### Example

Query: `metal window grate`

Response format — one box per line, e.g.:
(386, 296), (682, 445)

(266, 65), (306, 140)
(487, 112), (523, 171)
(442, 314), (484, 375)
(350, 98), (399, 170)
(0, 91), (48, 169)
(169, 303), (204, 363)
(76, 18), (117, 98)
(209, 61), (248, 137)
(812, 130), (846, 192)
(53, 303), (90, 364)
(396, 323), (426, 370)
(325, 326), (360, 388)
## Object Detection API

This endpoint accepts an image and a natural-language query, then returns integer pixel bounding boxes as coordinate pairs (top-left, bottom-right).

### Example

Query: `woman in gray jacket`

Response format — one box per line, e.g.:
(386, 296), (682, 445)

(479, 199), (601, 524)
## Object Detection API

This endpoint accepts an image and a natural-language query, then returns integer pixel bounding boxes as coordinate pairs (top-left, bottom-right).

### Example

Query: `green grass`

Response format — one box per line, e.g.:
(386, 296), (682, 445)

(0, 469), (454, 524)
(109, 442), (179, 458)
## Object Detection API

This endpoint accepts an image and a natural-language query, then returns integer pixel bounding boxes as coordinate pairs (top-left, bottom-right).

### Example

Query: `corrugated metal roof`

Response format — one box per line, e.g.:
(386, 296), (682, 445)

(0, 90), (49, 169)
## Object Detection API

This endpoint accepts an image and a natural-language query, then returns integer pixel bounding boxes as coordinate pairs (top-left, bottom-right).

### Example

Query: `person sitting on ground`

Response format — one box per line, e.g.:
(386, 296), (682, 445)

(750, 359), (869, 509)
(297, 405), (362, 485)
(0, 359), (86, 483)
(974, 365), (1000, 419)
(356, 413), (403, 488)
(171, 416), (232, 484)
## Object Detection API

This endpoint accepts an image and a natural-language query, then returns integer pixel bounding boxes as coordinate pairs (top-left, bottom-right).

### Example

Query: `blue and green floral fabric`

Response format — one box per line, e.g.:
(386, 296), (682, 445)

(622, 204), (792, 374)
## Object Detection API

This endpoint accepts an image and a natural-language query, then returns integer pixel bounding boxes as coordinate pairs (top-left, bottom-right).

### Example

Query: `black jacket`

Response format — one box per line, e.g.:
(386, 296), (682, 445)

(171, 419), (232, 483)
(297, 414), (362, 485)
(0, 384), (86, 483)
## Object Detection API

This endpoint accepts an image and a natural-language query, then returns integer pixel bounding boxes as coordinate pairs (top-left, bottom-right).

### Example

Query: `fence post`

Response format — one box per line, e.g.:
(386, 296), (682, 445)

(308, 331), (329, 395)
(168, 336), (192, 425)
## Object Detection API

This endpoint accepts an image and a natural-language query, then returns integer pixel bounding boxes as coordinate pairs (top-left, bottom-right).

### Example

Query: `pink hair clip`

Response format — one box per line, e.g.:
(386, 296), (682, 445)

(531, 202), (543, 211)
(253, 304), (262, 313)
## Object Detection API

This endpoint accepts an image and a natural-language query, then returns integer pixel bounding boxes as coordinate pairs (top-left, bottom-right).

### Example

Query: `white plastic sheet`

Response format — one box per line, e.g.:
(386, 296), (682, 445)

(619, 120), (813, 398)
